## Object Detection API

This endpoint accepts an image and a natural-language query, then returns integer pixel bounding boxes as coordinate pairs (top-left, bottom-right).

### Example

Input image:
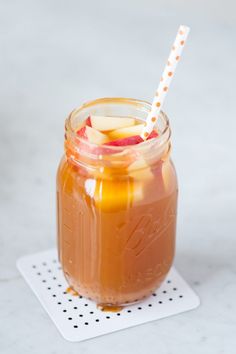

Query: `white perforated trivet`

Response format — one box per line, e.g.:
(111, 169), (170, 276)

(17, 249), (200, 342)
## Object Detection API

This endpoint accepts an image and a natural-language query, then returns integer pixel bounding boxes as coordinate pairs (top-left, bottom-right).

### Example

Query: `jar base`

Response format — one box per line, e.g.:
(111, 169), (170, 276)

(63, 270), (170, 311)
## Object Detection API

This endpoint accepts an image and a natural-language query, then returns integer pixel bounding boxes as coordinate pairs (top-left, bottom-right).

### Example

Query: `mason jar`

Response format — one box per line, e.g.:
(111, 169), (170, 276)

(57, 97), (178, 309)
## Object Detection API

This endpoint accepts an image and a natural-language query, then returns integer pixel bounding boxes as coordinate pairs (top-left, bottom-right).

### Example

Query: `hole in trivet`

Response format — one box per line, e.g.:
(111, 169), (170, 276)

(79, 296), (83, 299)
(106, 316), (110, 319)
(32, 265), (36, 269)
(68, 299), (72, 302)
(63, 291), (67, 295)
(58, 284), (62, 287)
(173, 287), (177, 291)
(47, 270), (51, 273)
(47, 287), (51, 290)
(52, 294), (56, 297)
(57, 302), (61, 305)
(163, 290), (167, 294)
(179, 295), (183, 298)
(152, 293), (157, 296)
(73, 325), (78, 328)
(68, 317), (72, 320)
(42, 262), (47, 266)
(159, 301), (163, 304)
(79, 314), (83, 317)
(84, 304), (88, 306)
(167, 280), (171, 283)
(90, 311), (94, 314)
(37, 272), (41, 276)
(127, 310), (132, 313)
(73, 307), (77, 310)
(169, 298), (173, 301)
(53, 277), (56, 280)
(148, 304), (152, 307)
(117, 313), (121, 316)
(95, 319), (99, 322)
(84, 322), (89, 325)
(53, 260), (57, 263)
(42, 280), (46, 283)
(138, 307), (142, 310)
(63, 309), (67, 312)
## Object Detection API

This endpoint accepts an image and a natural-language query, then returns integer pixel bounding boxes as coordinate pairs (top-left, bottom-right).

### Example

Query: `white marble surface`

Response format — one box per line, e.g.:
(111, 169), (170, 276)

(0, 0), (236, 353)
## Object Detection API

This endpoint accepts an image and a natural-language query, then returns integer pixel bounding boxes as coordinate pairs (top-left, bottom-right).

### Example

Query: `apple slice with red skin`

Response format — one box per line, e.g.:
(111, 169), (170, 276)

(148, 130), (158, 139)
(76, 124), (113, 155)
(104, 130), (158, 147)
(76, 117), (91, 138)
(76, 126), (87, 138)
(85, 126), (110, 145)
(108, 124), (145, 140)
(86, 116), (92, 127)
(104, 135), (143, 146)
(90, 115), (135, 132)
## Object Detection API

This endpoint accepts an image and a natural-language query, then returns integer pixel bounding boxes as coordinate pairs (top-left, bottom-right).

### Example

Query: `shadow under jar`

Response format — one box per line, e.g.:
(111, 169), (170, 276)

(57, 97), (178, 308)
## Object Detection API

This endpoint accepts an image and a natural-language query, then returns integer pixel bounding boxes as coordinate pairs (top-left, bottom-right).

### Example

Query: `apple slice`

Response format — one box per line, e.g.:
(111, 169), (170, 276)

(103, 129), (158, 147)
(77, 126), (87, 138)
(128, 156), (154, 181)
(104, 135), (143, 146)
(162, 160), (172, 192)
(75, 117), (91, 134)
(90, 115), (135, 132)
(85, 126), (110, 145)
(108, 124), (145, 140)
(147, 130), (158, 139)
(76, 125), (111, 156)
(86, 116), (92, 127)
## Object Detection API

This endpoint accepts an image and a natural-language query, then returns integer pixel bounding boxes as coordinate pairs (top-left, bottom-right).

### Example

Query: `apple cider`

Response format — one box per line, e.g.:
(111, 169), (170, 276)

(57, 98), (178, 308)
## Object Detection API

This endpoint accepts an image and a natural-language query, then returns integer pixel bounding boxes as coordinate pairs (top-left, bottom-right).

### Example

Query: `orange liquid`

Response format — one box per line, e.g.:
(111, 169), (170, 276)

(57, 150), (178, 307)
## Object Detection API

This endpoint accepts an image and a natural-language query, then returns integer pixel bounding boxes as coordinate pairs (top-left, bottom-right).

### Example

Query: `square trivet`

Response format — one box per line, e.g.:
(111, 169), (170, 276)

(17, 249), (200, 342)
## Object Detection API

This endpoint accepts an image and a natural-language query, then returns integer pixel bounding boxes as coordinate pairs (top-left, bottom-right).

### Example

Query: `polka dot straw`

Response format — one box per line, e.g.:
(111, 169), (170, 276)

(141, 25), (190, 140)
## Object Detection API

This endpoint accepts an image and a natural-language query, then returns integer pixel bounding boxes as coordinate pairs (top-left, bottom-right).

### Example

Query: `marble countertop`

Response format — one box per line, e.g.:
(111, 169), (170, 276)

(0, 1), (235, 353)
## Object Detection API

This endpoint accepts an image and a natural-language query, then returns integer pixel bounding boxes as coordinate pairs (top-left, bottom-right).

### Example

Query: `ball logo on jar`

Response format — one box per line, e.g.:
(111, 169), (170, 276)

(115, 194), (177, 257)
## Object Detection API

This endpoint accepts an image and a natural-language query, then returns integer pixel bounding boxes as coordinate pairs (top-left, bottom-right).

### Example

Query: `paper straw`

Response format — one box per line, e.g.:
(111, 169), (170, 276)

(141, 25), (190, 140)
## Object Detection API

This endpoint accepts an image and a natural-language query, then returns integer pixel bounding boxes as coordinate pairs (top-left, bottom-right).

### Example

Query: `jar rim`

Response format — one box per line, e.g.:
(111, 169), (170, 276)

(65, 97), (170, 157)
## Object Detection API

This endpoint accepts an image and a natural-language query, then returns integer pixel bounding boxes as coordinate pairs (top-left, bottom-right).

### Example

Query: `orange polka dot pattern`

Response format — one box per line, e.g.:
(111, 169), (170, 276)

(141, 25), (190, 140)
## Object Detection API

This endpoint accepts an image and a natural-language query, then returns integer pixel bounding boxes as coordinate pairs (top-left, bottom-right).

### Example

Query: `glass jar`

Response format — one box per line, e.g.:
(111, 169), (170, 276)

(57, 97), (178, 308)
